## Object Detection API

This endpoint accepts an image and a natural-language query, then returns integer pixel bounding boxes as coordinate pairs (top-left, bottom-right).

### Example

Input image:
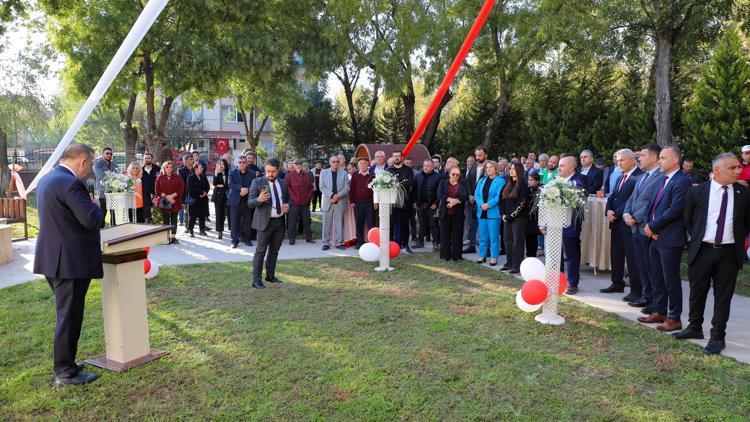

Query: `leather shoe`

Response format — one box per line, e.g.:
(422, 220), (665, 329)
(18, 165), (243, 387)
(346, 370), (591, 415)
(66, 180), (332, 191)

(672, 327), (704, 340)
(628, 298), (650, 308)
(622, 293), (639, 302)
(462, 246), (476, 254)
(252, 280), (266, 289)
(565, 286), (578, 295)
(599, 284), (625, 293)
(703, 338), (726, 355)
(306, 239), (316, 244)
(54, 371), (98, 387)
(637, 313), (666, 324)
(322, 245), (330, 251)
(266, 277), (282, 284)
(232, 242), (239, 248)
(656, 319), (682, 332)
(289, 239), (296, 246)
(245, 241), (253, 247)
(640, 306), (654, 315)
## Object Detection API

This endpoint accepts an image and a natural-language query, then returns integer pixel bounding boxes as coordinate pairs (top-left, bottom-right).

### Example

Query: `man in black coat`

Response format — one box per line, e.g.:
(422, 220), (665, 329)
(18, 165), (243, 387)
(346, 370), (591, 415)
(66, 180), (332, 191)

(34, 144), (102, 386)
(579, 149), (604, 195)
(414, 159), (442, 250)
(674, 153), (750, 355)
(387, 150), (415, 254)
(140, 152), (161, 223)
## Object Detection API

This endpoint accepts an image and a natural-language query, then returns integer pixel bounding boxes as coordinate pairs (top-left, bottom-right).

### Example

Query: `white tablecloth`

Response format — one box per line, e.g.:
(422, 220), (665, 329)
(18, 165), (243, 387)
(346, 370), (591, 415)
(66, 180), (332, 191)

(580, 197), (611, 271)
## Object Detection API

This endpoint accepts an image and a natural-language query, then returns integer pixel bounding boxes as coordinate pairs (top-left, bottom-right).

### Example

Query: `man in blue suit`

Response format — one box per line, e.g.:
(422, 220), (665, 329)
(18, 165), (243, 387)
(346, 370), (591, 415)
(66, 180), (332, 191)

(34, 144), (102, 386)
(623, 144), (663, 308)
(578, 149), (604, 195)
(557, 156), (586, 294)
(637, 145), (691, 332)
(227, 155), (255, 248)
(601, 149), (643, 296)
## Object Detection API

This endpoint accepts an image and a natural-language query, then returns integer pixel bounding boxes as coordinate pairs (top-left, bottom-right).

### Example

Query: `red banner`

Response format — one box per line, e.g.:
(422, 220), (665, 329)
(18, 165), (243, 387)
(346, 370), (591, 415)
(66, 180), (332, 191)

(215, 138), (229, 156)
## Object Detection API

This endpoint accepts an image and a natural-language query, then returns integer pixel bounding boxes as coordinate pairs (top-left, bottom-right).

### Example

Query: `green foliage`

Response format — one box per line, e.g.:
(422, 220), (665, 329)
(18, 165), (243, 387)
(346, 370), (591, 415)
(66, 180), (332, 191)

(682, 28), (750, 170)
(376, 98), (406, 145)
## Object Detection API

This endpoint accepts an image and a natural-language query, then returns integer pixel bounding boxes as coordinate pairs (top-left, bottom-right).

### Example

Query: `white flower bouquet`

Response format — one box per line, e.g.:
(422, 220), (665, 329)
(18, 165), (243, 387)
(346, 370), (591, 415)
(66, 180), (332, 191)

(369, 170), (407, 208)
(533, 177), (586, 213)
(103, 171), (136, 194)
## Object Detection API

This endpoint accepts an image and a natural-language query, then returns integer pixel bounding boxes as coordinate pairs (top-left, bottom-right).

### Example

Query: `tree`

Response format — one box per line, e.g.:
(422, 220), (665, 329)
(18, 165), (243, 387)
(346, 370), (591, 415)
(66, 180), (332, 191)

(682, 28), (750, 170)
(277, 86), (348, 159)
(0, 0), (25, 36)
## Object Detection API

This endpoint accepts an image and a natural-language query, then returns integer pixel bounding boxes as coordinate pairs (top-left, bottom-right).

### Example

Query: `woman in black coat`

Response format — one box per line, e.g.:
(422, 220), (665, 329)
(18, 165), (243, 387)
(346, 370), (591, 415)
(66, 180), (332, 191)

(211, 158), (229, 239)
(525, 172), (541, 257)
(500, 162), (530, 273)
(436, 167), (469, 261)
(186, 162), (210, 236)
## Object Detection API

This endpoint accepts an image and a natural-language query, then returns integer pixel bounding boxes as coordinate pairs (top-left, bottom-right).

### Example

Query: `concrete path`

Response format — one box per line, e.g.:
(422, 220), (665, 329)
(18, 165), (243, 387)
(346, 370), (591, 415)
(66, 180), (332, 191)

(2, 229), (748, 363)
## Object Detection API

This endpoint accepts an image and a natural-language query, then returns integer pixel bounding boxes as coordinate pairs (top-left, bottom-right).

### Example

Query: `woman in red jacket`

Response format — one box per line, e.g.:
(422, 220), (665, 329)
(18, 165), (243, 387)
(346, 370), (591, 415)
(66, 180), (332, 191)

(155, 160), (185, 244)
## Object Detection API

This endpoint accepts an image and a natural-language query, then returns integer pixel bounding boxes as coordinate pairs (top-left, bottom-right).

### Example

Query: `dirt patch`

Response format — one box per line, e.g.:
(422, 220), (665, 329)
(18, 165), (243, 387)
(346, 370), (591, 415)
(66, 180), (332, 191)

(325, 386), (355, 402)
(383, 287), (420, 298)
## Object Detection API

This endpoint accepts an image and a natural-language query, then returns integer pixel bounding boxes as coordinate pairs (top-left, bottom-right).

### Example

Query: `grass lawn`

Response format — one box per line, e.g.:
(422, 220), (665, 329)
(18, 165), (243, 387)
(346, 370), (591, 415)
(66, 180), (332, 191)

(1, 255), (749, 420)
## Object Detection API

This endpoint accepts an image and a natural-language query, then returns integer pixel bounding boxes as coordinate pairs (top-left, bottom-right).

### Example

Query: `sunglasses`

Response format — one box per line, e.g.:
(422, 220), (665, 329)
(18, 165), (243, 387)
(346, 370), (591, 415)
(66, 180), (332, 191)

(450, 173), (460, 177)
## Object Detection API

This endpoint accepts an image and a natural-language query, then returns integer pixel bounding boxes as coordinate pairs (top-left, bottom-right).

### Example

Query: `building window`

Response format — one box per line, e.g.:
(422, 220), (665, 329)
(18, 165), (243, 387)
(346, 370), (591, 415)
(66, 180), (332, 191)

(221, 106), (244, 123)
(185, 108), (202, 123)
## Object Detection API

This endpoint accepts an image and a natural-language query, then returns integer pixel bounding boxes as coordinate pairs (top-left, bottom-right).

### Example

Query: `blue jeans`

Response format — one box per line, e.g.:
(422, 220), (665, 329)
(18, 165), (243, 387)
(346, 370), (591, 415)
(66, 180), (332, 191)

(178, 208), (185, 225)
(478, 218), (501, 259)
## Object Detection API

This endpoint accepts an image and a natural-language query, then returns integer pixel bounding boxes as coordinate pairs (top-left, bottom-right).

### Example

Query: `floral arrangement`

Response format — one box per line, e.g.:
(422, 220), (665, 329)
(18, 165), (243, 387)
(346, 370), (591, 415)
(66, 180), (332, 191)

(103, 171), (136, 194)
(532, 177), (587, 213)
(369, 171), (407, 207)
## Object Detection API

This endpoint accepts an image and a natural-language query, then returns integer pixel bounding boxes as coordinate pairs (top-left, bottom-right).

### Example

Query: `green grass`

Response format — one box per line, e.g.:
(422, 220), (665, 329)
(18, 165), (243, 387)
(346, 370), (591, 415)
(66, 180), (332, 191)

(7, 194), (38, 239)
(2, 256), (749, 420)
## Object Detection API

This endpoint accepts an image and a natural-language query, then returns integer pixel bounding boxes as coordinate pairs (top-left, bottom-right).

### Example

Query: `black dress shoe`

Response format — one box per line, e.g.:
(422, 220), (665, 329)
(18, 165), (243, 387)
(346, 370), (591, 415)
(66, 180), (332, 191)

(289, 239), (296, 245)
(403, 246), (413, 254)
(703, 338), (726, 355)
(628, 298), (650, 308)
(306, 239), (316, 244)
(622, 293), (639, 302)
(672, 327), (704, 340)
(245, 241), (253, 247)
(54, 372), (98, 387)
(336, 245), (346, 250)
(509, 270), (520, 275)
(199, 230), (207, 236)
(600, 284), (625, 293)
(170, 238), (180, 245)
(266, 277), (282, 284)
(252, 280), (266, 289)
(218, 232), (223, 239)
(641, 306), (654, 315)
(462, 246), (476, 254)
(322, 245), (330, 251)
(232, 242), (239, 248)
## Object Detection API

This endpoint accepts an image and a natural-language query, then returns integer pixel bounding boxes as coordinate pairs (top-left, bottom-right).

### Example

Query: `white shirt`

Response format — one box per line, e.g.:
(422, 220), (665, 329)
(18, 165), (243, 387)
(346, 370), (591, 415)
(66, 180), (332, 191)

(702, 180), (735, 244)
(475, 162), (486, 184)
(616, 166), (638, 191)
(374, 165), (386, 175)
(661, 168), (680, 190)
(580, 166), (591, 176)
(268, 179), (284, 218)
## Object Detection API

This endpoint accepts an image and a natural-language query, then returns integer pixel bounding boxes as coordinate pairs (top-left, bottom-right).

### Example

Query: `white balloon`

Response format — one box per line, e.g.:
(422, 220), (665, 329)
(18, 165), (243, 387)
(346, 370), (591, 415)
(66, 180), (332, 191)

(520, 257), (546, 281)
(145, 261), (160, 279)
(359, 242), (380, 262)
(516, 290), (543, 313)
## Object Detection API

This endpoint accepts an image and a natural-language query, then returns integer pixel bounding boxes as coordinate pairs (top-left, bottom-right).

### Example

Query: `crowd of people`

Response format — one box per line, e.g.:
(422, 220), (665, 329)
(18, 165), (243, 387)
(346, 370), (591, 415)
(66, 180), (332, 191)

(89, 142), (750, 356)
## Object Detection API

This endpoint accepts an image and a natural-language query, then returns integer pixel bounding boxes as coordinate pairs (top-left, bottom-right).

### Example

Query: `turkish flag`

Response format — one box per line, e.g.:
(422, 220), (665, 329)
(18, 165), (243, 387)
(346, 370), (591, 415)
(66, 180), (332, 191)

(215, 138), (229, 156)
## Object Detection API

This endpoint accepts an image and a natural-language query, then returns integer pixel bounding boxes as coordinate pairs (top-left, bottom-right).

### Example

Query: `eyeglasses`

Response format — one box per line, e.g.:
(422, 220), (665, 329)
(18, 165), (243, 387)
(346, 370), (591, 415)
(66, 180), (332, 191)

(450, 173), (460, 177)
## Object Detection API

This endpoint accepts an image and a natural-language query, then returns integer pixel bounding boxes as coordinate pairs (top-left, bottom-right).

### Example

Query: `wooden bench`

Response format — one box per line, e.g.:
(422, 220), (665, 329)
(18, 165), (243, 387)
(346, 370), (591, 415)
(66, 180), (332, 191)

(0, 198), (28, 241)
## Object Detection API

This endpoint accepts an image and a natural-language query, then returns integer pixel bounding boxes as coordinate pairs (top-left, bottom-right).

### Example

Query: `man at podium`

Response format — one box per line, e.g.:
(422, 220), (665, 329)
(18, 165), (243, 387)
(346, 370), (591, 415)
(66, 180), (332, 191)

(34, 144), (103, 386)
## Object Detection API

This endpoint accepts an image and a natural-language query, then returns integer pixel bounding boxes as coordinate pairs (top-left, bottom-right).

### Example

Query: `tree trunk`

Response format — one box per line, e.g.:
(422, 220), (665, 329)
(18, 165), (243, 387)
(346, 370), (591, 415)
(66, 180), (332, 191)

(154, 97), (175, 162)
(421, 90), (453, 150)
(368, 75), (380, 123)
(654, 34), (674, 146)
(120, 92), (138, 165)
(0, 130), (8, 196)
(251, 115), (269, 155)
(481, 85), (511, 149)
(335, 67), (360, 145)
(402, 83), (416, 143)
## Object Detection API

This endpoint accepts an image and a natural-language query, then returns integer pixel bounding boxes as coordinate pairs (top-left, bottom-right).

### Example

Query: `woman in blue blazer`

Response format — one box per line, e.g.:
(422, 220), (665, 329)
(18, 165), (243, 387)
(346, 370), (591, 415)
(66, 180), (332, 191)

(475, 161), (506, 265)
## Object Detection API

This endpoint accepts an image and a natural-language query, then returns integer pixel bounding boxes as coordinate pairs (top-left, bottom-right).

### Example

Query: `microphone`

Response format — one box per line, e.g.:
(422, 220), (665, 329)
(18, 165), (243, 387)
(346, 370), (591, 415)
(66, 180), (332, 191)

(86, 178), (96, 196)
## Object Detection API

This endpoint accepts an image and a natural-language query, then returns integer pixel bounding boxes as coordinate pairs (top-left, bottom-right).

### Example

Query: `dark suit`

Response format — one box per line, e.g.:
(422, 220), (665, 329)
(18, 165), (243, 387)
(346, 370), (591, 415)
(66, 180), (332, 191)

(34, 165), (103, 379)
(647, 170), (691, 321)
(562, 174), (586, 287)
(465, 164), (486, 247)
(606, 168), (643, 290)
(580, 166), (603, 195)
(248, 177), (289, 282)
(684, 181), (750, 339)
(228, 168), (255, 243)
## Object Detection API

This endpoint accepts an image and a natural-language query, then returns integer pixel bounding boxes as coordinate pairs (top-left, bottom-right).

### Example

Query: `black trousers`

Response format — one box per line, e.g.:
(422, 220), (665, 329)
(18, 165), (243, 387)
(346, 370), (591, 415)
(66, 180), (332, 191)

(230, 200), (252, 243)
(354, 202), (374, 246)
(440, 212), (464, 260)
(47, 277), (91, 378)
(525, 232), (538, 257)
(288, 204), (312, 241)
(687, 244), (739, 339)
(188, 215), (206, 232)
(128, 207), (145, 223)
(161, 211), (178, 235)
(312, 189), (322, 211)
(391, 207), (410, 247)
(98, 198), (117, 228)
(610, 220), (641, 292)
(214, 197), (228, 233)
(409, 206), (418, 241)
(143, 191), (153, 222)
(417, 203), (438, 243)
(503, 217), (527, 271)
(253, 217), (285, 282)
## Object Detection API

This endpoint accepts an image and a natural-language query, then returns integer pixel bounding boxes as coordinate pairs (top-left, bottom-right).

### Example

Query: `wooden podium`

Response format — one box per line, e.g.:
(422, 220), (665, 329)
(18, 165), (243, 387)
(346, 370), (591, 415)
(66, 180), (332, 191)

(85, 223), (171, 372)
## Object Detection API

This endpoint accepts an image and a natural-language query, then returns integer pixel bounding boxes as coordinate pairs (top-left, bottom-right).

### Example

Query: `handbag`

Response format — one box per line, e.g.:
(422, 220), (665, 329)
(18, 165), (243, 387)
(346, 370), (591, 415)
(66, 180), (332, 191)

(156, 196), (173, 210)
(184, 195), (196, 205)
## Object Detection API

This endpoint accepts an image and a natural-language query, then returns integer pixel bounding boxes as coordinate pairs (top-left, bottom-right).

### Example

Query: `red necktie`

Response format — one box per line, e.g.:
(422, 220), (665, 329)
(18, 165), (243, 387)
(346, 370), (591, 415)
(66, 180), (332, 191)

(617, 174), (628, 192)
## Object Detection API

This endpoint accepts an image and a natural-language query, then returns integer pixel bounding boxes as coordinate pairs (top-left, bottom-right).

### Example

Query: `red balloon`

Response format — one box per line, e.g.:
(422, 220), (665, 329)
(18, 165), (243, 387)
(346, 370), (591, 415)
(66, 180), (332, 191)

(521, 280), (549, 305)
(144, 259), (152, 275)
(367, 228), (381, 245)
(389, 241), (400, 259)
(144, 246), (150, 256)
(558, 272), (568, 296)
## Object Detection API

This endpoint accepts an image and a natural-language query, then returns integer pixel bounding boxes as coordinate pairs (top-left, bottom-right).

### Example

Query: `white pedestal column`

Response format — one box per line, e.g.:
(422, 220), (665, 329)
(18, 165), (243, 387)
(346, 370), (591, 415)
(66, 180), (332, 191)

(535, 205), (572, 326)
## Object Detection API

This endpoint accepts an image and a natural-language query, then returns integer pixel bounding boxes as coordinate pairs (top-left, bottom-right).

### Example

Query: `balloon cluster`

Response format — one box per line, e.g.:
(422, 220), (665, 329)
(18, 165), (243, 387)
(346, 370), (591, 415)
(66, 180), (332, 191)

(515, 257), (567, 313)
(143, 246), (160, 279)
(358, 228), (400, 262)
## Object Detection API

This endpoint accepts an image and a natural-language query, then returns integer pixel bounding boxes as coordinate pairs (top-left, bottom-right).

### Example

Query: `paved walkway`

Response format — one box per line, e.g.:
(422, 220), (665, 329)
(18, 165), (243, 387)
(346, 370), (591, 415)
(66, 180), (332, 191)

(2, 229), (748, 363)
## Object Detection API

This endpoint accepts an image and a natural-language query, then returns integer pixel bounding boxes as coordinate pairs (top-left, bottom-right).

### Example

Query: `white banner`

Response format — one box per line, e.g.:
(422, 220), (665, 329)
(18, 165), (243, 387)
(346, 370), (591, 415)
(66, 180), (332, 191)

(26, 0), (170, 193)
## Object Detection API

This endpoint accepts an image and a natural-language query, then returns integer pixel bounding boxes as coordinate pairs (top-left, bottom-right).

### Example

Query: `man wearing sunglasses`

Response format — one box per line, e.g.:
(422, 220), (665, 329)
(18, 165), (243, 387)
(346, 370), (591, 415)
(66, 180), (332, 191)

(92, 146), (120, 228)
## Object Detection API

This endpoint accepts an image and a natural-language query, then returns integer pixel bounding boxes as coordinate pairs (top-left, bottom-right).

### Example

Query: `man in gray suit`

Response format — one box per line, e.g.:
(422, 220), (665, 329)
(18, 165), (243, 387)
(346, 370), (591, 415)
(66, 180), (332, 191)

(623, 144), (663, 308)
(320, 155), (350, 250)
(248, 158), (289, 289)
